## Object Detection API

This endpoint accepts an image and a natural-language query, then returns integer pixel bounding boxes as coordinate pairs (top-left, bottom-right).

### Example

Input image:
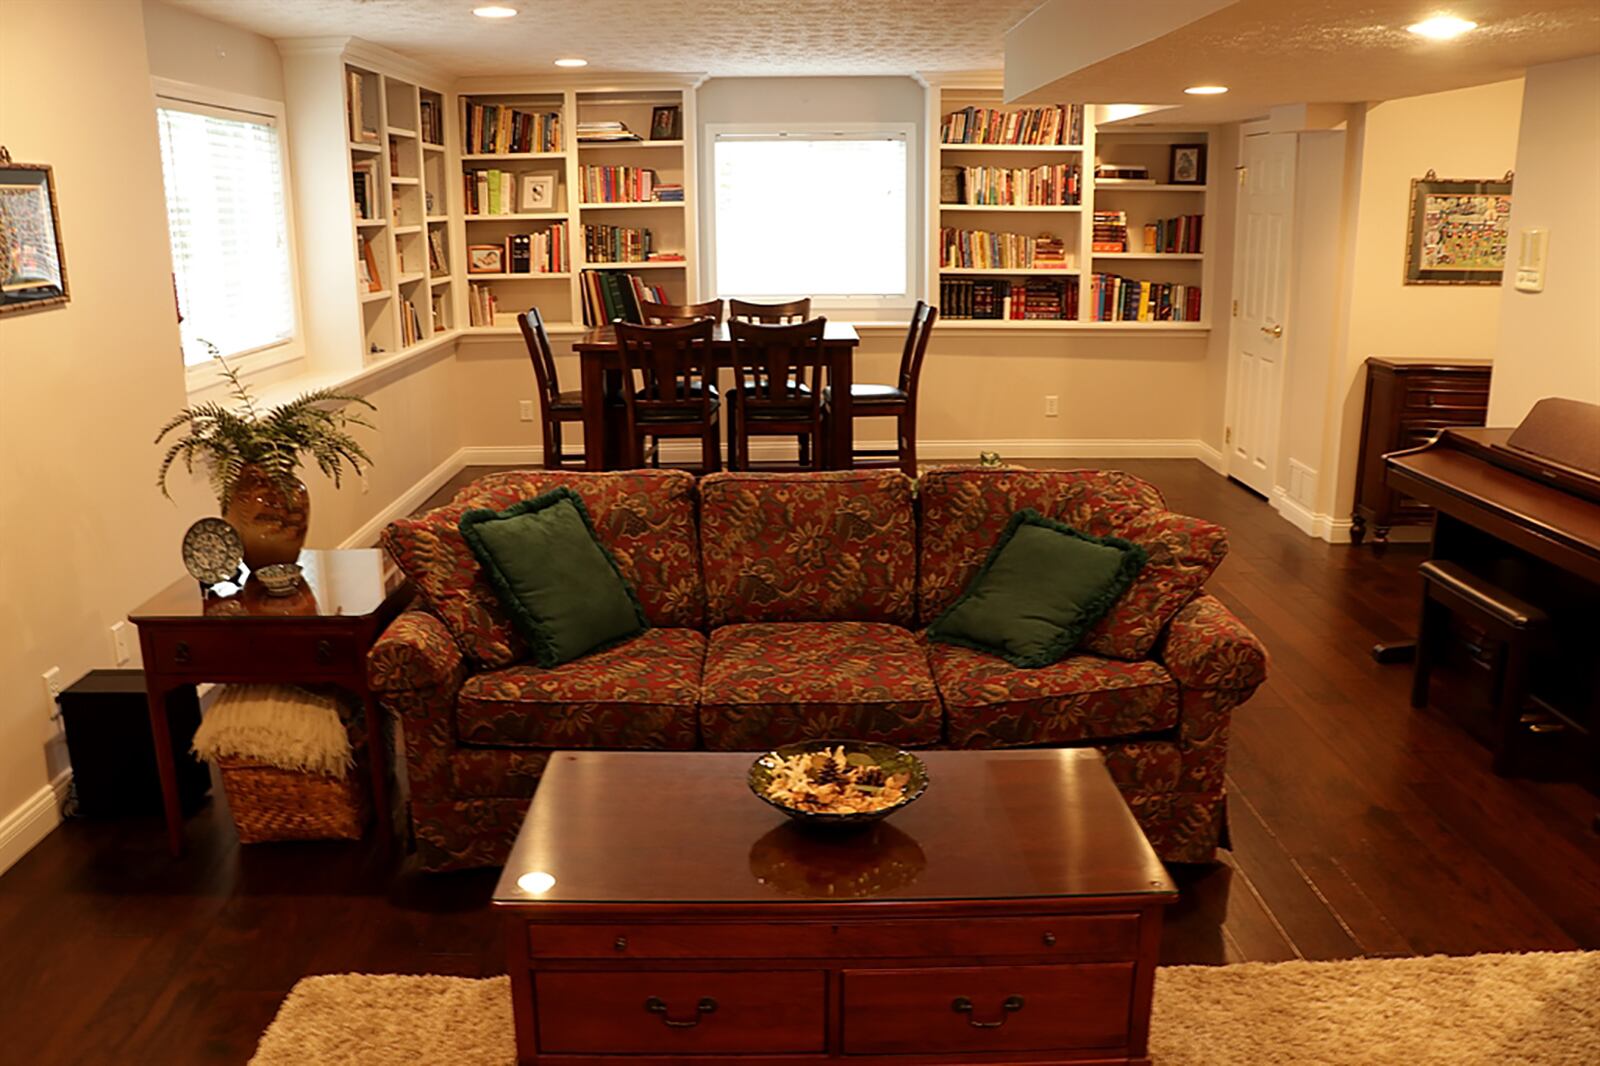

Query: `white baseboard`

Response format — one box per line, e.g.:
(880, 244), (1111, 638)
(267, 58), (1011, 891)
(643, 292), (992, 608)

(1271, 486), (1363, 543)
(338, 449), (470, 548)
(0, 770), (71, 878)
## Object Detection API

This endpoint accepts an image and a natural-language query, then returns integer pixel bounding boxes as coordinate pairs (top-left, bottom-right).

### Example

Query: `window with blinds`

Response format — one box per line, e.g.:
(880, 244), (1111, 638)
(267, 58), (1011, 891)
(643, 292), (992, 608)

(710, 130), (913, 303)
(156, 100), (296, 367)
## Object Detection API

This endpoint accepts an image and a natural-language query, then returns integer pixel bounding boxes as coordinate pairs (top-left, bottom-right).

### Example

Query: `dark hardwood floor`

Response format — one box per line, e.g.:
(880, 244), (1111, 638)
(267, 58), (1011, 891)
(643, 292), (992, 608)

(2, 459), (1595, 1065)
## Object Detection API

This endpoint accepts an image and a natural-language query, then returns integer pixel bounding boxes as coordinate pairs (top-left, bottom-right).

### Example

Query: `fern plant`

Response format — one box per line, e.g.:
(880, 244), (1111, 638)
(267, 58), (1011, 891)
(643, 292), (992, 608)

(156, 352), (376, 505)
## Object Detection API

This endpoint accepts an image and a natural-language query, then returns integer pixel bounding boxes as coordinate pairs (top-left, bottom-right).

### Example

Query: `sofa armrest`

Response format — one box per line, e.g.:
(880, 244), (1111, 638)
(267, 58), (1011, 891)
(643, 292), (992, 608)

(368, 610), (466, 694)
(1158, 594), (1268, 691)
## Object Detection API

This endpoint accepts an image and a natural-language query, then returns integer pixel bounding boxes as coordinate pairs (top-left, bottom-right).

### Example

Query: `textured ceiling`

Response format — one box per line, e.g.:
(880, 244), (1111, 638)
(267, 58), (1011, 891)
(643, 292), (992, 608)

(163, 0), (1044, 77)
(1012, 0), (1600, 123)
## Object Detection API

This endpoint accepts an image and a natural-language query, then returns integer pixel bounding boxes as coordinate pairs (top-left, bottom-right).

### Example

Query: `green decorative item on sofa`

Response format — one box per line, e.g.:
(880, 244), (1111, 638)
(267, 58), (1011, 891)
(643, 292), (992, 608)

(459, 488), (647, 667)
(927, 509), (1147, 668)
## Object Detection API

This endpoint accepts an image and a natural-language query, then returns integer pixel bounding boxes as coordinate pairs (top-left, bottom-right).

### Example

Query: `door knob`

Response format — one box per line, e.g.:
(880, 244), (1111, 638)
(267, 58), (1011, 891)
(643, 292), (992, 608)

(1260, 323), (1283, 338)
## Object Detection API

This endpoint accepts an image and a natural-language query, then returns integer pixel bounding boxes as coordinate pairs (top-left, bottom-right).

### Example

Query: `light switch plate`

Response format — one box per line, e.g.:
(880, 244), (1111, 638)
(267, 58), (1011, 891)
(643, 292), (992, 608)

(1515, 227), (1548, 293)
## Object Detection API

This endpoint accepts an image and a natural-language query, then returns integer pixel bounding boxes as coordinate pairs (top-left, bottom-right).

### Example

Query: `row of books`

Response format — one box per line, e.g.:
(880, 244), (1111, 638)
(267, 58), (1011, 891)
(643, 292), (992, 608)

(576, 120), (639, 143)
(940, 228), (1071, 271)
(427, 228), (448, 274)
(467, 283), (499, 327)
(472, 226), (570, 275)
(463, 169), (551, 215)
(430, 291), (448, 331)
(1089, 275), (1202, 322)
(939, 277), (1079, 320)
(580, 270), (670, 326)
(941, 104), (1084, 146)
(465, 105), (561, 155)
(1093, 209), (1129, 253)
(941, 164), (1082, 207)
(418, 99), (443, 146)
(347, 70), (379, 144)
(399, 295), (425, 347)
(352, 160), (380, 220)
(580, 165), (661, 204)
(582, 223), (654, 264)
(1143, 215), (1204, 255)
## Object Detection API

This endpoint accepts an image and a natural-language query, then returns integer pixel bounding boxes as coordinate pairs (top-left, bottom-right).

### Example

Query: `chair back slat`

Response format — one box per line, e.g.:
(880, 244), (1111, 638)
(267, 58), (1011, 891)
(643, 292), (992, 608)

(897, 300), (938, 396)
(729, 317), (827, 416)
(641, 298), (725, 325)
(517, 306), (563, 410)
(615, 319), (717, 419)
(728, 297), (812, 324)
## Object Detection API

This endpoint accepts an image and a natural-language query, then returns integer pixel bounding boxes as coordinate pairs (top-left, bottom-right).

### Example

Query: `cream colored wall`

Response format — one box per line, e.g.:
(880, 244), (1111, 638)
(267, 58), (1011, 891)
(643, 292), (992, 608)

(142, 0), (285, 99)
(1487, 54), (1600, 425)
(1322, 78), (1524, 520)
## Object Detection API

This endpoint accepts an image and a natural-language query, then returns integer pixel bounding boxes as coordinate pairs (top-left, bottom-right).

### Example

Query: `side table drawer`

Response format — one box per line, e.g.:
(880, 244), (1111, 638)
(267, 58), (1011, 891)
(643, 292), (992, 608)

(145, 629), (360, 678)
(534, 970), (825, 1055)
(841, 963), (1134, 1055)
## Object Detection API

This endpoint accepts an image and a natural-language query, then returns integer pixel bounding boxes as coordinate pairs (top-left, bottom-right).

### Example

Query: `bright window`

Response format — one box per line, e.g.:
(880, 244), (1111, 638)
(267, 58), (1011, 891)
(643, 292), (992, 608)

(710, 129), (912, 303)
(156, 98), (296, 366)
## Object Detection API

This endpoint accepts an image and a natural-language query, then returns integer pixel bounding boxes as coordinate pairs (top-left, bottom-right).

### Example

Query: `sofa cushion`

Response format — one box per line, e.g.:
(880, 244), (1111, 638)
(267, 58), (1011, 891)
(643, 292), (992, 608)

(699, 621), (941, 749)
(459, 489), (647, 668)
(383, 470), (702, 667)
(699, 471), (917, 627)
(918, 467), (1226, 660)
(929, 641), (1179, 748)
(455, 628), (704, 749)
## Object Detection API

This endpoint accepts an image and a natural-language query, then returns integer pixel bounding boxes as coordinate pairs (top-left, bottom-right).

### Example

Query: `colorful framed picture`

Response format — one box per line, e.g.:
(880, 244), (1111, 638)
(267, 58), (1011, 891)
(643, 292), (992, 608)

(1169, 143), (1206, 185)
(650, 105), (682, 142)
(1404, 170), (1513, 285)
(0, 152), (70, 315)
(467, 244), (504, 274)
(520, 175), (555, 212)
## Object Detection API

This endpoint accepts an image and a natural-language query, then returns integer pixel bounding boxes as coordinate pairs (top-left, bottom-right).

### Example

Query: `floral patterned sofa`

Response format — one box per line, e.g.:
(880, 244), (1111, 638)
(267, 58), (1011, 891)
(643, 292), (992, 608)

(371, 467), (1267, 871)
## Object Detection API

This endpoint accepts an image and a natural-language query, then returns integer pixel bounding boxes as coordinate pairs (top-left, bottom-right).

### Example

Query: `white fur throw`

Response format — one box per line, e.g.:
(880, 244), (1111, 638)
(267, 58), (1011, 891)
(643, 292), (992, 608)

(192, 685), (354, 777)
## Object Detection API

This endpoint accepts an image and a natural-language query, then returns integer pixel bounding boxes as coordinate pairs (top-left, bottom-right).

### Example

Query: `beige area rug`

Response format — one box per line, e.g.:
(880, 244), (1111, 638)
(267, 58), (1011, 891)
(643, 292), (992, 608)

(251, 951), (1599, 1065)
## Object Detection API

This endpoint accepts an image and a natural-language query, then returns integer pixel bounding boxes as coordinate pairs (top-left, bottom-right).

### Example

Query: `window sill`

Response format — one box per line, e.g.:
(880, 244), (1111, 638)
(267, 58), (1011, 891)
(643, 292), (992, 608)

(238, 331), (459, 410)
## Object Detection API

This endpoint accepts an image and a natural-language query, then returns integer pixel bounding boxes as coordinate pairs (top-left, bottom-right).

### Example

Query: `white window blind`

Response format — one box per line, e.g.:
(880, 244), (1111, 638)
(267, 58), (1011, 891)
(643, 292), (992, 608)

(712, 132), (910, 301)
(156, 101), (295, 366)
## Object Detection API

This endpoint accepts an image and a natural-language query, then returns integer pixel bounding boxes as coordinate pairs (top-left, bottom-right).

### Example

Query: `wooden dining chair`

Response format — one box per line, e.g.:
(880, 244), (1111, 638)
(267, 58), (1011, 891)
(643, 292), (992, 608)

(825, 300), (937, 477)
(727, 318), (828, 471)
(728, 298), (811, 324)
(640, 298), (724, 325)
(615, 319), (721, 473)
(516, 306), (586, 470)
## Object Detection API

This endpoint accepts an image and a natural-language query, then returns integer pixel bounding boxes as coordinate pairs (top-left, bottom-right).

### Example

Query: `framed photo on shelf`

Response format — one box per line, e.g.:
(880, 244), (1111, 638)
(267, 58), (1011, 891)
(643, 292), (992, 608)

(1169, 144), (1206, 185)
(467, 244), (504, 274)
(649, 105), (682, 141)
(1404, 170), (1513, 285)
(520, 175), (555, 212)
(0, 151), (70, 315)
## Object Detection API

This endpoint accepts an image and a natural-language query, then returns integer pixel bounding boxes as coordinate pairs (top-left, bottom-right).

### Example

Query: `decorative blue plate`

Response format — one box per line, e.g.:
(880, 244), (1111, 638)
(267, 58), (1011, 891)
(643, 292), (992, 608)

(182, 517), (244, 584)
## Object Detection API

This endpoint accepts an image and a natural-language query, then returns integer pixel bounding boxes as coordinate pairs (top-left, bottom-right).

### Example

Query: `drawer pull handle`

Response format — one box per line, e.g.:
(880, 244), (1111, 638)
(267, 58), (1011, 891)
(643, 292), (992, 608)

(173, 641), (192, 665)
(315, 639), (334, 665)
(613, 936), (628, 952)
(1041, 931), (1056, 947)
(952, 995), (1025, 1029)
(644, 996), (716, 1028)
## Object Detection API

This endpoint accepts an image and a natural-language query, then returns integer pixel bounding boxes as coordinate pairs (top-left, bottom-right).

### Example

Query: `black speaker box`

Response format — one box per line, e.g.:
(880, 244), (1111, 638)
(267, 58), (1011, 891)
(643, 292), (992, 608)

(58, 669), (211, 817)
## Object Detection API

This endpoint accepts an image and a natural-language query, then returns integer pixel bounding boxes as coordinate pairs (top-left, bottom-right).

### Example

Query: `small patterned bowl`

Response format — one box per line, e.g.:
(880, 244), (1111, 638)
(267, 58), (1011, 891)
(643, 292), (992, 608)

(748, 740), (930, 829)
(254, 563), (304, 597)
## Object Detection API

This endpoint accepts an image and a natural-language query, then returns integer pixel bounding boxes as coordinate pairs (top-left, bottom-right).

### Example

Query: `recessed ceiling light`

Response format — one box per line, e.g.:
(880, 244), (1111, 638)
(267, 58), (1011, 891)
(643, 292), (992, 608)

(472, 5), (518, 18)
(554, 57), (588, 68)
(1184, 85), (1228, 95)
(1407, 14), (1477, 39)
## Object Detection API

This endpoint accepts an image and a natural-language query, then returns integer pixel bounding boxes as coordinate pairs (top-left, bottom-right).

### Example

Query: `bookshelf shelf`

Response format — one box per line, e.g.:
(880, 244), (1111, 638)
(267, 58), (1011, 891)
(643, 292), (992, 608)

(1094, 183), (1206, 193)
(465, 212), (569, 221)
(461, 151), (566, 161)
(396, 272), (426, 284)
(356, 218), (387, 228)
(469, 272), (573, 280)
(939, 204), (1082, 213)
(360, 289), (391, 303)
(430, 275), (452, 286)
(422, 142), (445, 153)
(425, 215), (450, 223)
(583, 260), (687, 270)
(388, 126), (417, 138)
(579, 201), (683, 210)
(391, 176), (420, 186)
(940, 143), (1084, 153)
(1093, 252), (1203, 260)
(393, 225), (421, 235)
(578, 139), (684, 149)
(349, 141), (381, 153)
(939, 267), (1081, 276)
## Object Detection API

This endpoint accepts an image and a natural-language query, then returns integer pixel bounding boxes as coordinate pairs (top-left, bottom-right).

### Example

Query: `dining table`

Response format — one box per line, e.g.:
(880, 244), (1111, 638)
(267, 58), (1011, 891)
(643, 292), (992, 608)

(571, 320), (863, 471)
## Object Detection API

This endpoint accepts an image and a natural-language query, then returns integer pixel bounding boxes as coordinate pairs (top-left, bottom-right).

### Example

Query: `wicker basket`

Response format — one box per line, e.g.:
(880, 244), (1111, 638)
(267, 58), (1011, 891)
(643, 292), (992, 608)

(217, 752), (370, 843)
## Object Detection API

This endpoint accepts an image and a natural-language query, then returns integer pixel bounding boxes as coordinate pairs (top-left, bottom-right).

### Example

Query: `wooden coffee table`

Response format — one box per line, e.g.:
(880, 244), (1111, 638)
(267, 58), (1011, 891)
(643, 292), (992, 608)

(494, 749), (1176, 1064)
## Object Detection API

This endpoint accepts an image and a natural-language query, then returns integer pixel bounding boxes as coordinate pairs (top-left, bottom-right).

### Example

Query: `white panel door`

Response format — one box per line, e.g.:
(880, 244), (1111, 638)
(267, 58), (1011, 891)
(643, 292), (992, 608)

(1227, 131), (1296, 496)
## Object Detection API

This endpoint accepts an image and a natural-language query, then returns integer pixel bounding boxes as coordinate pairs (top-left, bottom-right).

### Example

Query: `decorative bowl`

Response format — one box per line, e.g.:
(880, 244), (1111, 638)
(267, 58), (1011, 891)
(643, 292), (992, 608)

(254, 562), (304, 596)
(747, 740), (929, 829)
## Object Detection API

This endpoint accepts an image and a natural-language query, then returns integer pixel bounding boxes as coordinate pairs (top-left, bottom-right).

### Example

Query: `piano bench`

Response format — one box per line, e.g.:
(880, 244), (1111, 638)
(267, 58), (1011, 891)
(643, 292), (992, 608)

(1412, 560), (1551, 776)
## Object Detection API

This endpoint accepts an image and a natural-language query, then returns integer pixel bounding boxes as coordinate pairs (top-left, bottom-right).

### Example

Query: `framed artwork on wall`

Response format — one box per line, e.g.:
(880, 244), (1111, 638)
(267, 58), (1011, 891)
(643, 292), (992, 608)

(1404, 170), (1514, 285)
(0, 148), (70, 315)
(520, 175), (555, 212)
(650, 105), (682, 142)
(467, 244), (504, 274)
(1168, 143), (1206, 185)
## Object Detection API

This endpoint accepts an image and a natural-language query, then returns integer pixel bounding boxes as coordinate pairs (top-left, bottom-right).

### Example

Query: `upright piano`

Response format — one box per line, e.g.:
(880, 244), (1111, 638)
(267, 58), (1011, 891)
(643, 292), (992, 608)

(1382, 398), (1600, 786)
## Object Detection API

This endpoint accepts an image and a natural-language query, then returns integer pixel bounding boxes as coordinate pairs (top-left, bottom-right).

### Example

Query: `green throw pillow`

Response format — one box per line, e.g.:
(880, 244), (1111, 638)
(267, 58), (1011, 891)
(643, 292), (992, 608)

(927, 510), (1147, 668)
(458, 489), (647, 667)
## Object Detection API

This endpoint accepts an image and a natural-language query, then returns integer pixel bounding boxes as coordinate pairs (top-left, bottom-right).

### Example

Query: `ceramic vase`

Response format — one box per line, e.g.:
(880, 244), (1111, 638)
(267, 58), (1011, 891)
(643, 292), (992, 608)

(225, 464), (310, 570)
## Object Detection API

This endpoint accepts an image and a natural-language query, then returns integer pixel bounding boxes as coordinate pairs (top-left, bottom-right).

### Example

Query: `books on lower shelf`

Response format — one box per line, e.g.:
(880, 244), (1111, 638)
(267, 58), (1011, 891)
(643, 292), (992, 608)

(576, 120), (640, 143)
(468, 282), (499, 327)
(653, 184), (684, 202)
(430, 291), (447, 331)
(939, 276), (1078, 320)
(1142, 215), (1204, 254)
(941, 164), (1081, 206)
(465, 169), (557, 215)
(940, 227), (1072, 271)
(419, 99), (443, 146)
(580, 269), (669, 326)
(580, 165), (660, 203)
(941, 104), (1083, 146)
(583, 223), (653, 263)
(471, 224), (569, 275)
(1092, 210), (1128, 253)
(399, 294), (424, 347)
(347, 71), (378, 143)
(352, 160), (379, 220)
(1094, 164), (1151, 183)
(428, 228), (448, 274)
(466, 104), (561, 154)
(1090, 274), (1202, 322)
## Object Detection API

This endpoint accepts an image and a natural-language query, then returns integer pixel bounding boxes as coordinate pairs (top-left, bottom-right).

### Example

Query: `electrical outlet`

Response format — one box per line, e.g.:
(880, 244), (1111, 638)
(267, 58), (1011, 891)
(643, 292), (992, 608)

(42, 667), (63, 719)
(518, 400), (536, 422)
(1044, 395), (1059, 418)
(109, 621), (131, 666)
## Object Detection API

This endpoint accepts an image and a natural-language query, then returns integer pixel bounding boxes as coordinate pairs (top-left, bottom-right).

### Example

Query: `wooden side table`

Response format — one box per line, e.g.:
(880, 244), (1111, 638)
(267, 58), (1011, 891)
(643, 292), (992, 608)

(128, 548), (410, 855)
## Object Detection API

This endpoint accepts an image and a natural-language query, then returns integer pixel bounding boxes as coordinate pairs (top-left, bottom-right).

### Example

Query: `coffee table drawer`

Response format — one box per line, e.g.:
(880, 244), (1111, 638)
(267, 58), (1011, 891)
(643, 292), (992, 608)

(535, 970), (826, 1054)
(841, 963), (1134, 1055)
